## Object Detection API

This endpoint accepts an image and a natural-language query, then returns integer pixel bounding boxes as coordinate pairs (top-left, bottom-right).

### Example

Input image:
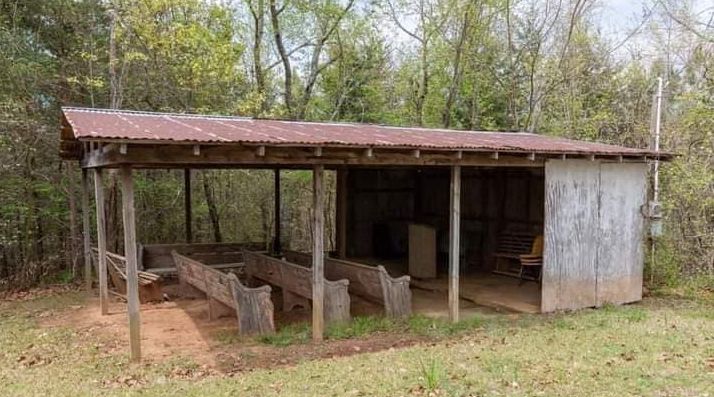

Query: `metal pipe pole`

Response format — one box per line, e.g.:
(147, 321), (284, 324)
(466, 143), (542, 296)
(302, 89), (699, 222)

(653, 77), (663, 203)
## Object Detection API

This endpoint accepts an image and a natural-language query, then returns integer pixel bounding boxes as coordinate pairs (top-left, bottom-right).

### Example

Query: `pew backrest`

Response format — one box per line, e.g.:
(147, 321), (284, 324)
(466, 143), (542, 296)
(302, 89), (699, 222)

(283, 251), (411, 317)
(243, 250), (351, 323)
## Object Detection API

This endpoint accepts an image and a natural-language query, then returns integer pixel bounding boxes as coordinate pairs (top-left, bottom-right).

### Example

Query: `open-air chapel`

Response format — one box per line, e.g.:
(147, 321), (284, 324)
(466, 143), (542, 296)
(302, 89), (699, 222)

(59, 106), (669, 361)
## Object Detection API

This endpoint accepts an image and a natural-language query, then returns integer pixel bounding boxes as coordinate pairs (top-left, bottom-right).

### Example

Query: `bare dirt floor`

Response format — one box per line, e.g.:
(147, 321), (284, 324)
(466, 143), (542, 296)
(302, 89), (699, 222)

(40, 283), (427, 373)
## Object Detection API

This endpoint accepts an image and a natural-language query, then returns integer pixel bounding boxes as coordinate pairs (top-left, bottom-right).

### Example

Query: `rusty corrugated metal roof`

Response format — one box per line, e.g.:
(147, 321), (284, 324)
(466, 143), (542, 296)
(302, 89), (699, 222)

(60, 107), (667, 158)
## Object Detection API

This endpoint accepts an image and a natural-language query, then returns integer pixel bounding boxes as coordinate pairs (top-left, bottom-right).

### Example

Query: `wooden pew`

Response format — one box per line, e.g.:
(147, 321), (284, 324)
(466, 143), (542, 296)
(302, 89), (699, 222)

(140, 242), (266, 275)
(283, 251), (411, 318)
(171, 251), (274, 335)
(91, 248), (163, 303)
(243, 250), (351, 324)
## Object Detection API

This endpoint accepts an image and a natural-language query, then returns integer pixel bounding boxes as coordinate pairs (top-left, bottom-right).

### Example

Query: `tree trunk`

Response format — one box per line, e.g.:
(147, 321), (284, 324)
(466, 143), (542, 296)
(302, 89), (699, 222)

(269, 0), (293, 116)
(66, 165), (79, 275)
(202, 172), (222, 243)
(249, 0), (267, 113)
(442, 7), (471, 128)
(415, 43), (428, 127)
(106, 179), (120, 252)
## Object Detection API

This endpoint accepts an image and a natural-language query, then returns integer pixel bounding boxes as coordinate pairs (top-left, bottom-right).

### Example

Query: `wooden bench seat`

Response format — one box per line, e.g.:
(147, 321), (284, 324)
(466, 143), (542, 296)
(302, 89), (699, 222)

(91, 248), (163, 303)
(148, 262), (245, 277)
(172, 251), (274, 335)
(139, 242), (266, 271)
(283, 251), (411, 318)
(243, 250), (351, 324)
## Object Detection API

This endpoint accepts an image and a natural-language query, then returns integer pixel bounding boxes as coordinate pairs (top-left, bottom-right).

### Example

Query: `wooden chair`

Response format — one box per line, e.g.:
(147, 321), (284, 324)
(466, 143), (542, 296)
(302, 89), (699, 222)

(493, 232), (538, 277)
(519, 235), (543, 284)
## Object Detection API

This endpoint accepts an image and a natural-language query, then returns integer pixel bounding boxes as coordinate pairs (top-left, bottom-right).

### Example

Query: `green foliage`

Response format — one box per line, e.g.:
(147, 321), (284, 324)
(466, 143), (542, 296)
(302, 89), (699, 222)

(0, 0), (711, 290)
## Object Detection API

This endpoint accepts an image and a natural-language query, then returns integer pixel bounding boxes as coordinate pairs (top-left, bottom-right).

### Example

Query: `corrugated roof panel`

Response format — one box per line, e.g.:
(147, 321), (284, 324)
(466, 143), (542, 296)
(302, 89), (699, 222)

(61, 107), (666, 157)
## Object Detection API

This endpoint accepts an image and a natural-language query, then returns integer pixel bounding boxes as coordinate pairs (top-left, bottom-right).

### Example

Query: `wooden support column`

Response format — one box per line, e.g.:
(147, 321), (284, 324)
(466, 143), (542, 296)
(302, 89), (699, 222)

(449, 165), (461, 323)
(273, 169), (281, 254)
(312, 164), (325, 341)
(336, 168), (347, 259)
(93, 169), (109, 315)
(119, 166), (141, 362)
(184, 169), (192, 243)
(81, 169), (92, 291)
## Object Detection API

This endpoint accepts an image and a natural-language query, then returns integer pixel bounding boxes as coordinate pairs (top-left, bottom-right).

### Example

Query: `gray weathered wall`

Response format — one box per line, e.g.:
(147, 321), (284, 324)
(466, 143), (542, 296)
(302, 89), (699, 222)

(596, 163), (647, 305)
(542, 159), (647, 312)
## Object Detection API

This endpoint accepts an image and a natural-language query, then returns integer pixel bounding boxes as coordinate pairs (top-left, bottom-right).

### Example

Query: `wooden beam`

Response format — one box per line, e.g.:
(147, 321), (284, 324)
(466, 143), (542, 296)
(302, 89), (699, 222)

(448, 165), (461, 323)
(119, 165), (141, 362)
(336, 168), (348, 259)
(93, 169), (109, 315)
(273, 169), (281, 254)
(81, 144), (547, 169)
(81, 169), (92, 291)
(312, 164), (325, 341)
(184, 169), (192, 243)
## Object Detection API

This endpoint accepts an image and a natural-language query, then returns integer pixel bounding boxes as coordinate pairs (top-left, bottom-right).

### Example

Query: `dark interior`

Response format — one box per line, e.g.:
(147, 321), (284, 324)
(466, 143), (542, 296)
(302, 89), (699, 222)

(345, 167), (545, 275)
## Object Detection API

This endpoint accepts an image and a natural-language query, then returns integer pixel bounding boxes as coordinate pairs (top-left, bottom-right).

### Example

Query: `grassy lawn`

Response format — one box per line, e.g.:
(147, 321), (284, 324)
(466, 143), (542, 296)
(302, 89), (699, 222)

(1, 290), (713, 396)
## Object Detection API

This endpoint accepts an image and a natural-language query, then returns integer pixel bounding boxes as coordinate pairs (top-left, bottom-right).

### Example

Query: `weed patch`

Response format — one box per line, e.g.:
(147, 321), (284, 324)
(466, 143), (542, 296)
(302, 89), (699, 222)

(258, 322), (311, 346)
(326, 316), (396, 339)
(418, 357), (445, 391)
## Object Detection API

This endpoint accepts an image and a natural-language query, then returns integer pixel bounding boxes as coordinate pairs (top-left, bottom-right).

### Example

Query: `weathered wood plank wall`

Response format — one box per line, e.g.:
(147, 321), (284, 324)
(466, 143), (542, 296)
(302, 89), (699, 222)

(542, 160), (599, 311)
(542, 160), (647, 312)
(596, 163), (647, 305)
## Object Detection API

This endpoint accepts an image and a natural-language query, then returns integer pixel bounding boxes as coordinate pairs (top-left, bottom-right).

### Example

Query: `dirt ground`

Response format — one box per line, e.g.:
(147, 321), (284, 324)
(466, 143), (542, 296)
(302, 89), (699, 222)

(40, 284), (425, 373)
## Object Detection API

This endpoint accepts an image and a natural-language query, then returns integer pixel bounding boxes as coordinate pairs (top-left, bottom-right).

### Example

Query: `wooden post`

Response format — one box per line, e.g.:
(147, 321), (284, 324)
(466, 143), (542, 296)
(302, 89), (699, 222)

(336, 168), (348, 259)
(93, 169), (109, 315)
(184, 169), (192, 243)
(312, 165), (325, 341)
(81, 169), (92, 291)
(449, 165), (461, 323)
(273, 168), (281, 254)
(120, 166), (141, 362)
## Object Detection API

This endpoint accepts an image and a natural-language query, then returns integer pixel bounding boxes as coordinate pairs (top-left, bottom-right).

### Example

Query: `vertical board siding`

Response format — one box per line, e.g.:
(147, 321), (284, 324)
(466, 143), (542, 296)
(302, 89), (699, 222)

(543, 160), (647, 312)
(542, 160), (599, 312)
(597, 163), (647, 305)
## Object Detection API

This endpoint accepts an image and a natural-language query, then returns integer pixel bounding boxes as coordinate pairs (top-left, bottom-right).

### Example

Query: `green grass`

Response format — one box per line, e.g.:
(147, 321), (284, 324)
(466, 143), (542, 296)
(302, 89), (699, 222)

(258, 322), (311, 346)
(254, 313), (486, 347)
(418, 357), (445, 391)
(1, 291), (713, 396)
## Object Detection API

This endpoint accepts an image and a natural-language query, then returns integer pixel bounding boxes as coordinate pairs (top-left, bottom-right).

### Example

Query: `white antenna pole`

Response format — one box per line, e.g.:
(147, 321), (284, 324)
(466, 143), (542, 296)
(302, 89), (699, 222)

(653, 77), (663, 202)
